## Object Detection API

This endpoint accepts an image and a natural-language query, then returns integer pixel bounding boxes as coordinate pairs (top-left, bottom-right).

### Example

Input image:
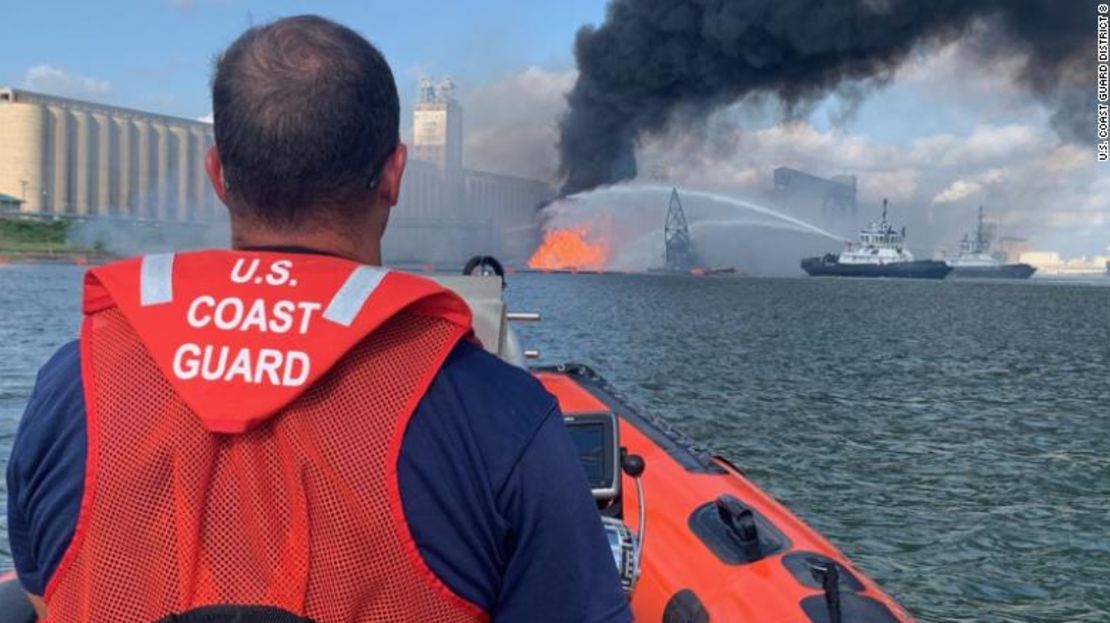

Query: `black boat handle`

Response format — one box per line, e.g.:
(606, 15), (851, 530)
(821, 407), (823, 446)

(810, 560), (842, 623)
(715, 497), (760, 554)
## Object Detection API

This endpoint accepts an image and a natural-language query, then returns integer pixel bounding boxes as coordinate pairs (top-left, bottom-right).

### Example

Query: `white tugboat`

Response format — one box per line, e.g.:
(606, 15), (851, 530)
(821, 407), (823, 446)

(801, 199), (952, 279)
(944, 207), (1035, 279)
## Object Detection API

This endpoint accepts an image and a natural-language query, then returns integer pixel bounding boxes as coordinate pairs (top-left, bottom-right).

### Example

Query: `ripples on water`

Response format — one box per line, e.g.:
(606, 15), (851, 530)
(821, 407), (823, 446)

(0, 265), (86, 566)
(1, 265), (1108, 621)
(506, 273), (1110, 623)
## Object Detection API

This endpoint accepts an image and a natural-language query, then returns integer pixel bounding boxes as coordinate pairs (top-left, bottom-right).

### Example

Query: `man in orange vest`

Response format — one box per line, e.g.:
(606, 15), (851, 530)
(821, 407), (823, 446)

(7, 15), (631, 622)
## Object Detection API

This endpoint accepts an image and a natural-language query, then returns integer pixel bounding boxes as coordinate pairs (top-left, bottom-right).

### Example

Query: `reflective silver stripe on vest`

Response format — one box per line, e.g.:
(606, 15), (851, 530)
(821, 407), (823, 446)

(323, 265), (390, 327)
(139, 253), (175, 306)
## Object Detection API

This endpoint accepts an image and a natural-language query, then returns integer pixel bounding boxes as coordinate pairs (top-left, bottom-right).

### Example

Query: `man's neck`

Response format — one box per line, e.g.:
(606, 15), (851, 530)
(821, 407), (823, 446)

(231, 227), (381, 265)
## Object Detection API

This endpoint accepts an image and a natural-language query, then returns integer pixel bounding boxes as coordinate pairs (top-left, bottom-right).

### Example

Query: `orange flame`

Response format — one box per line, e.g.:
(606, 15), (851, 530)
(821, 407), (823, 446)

(528, 223), (611, 271)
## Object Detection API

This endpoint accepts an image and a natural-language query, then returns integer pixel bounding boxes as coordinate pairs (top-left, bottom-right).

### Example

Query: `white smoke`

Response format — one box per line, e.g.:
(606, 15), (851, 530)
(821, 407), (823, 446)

(932, 180), (984, 205)
(461, 67), (576, 182)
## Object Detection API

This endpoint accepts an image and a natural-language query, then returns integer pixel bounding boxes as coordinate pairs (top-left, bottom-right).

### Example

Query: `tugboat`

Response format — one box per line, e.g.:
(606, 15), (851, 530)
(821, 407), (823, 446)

(801, 199), (951, 279)
(945, 207), (1035, 279)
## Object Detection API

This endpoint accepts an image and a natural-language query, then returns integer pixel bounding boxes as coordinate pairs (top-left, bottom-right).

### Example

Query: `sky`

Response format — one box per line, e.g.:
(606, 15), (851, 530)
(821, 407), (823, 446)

(1, 0), (1106, 258)
(0, 0), (603, 118)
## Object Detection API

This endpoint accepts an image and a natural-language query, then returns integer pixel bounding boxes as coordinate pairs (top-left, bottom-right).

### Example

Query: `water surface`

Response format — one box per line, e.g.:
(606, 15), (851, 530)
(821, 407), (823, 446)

(506, 273), (1110, 623)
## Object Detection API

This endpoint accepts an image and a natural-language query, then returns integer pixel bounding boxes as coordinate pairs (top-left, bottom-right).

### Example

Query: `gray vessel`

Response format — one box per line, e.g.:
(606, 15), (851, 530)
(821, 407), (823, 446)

(944, 207), (1036, 279)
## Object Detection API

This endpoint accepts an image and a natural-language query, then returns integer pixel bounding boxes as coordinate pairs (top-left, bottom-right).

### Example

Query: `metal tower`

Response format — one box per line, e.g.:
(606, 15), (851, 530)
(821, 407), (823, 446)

(664, 188), (696, 272)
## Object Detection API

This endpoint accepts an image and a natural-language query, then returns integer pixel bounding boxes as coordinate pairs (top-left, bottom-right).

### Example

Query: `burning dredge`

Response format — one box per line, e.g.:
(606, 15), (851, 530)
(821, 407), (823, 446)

(527, 188), (737, 276)
(527, 220), (611, 273)
(649, 188), (736, 276)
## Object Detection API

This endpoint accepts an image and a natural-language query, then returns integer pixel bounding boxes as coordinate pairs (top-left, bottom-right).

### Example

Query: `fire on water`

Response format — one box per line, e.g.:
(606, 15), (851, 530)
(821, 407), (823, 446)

(527, 224), (611, 272)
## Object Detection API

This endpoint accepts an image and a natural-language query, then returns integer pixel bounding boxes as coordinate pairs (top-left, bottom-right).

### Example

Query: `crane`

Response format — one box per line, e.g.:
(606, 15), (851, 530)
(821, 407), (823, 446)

(664, 188), (696, 272)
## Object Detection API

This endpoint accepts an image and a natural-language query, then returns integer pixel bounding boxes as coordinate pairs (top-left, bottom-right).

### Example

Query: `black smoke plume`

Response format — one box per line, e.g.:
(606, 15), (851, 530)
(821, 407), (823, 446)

(558, 0), (1095, 196)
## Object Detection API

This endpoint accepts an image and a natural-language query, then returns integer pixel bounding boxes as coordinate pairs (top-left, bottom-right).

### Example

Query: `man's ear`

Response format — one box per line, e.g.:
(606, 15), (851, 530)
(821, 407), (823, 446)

(205, 146), (229, 204)
(376, 143), (407, 207)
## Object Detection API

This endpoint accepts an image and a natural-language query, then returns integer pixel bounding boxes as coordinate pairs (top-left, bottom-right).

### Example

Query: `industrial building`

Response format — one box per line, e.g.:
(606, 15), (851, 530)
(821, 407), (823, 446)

(385, 78), (551, 263)
(411, 78), (463, 179)
(0, 193), (22, 212)
(0, 87), (218, 221)
(772, 166), (858, 217)
(0, 81), (552, 264)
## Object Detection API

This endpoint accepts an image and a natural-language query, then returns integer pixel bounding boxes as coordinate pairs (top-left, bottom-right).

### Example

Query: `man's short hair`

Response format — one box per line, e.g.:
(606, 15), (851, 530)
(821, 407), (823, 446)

(212, 15), (399, 227)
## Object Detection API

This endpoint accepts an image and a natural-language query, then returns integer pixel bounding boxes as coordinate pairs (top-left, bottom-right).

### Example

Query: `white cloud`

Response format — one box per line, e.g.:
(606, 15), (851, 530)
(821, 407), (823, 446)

(904, 125), (1046, 168)
(474, 67), (577, 109)
(461, 67), (576, 181)
(197, 112), (214, 124)
(1038, 144), (1089, 174)
(939, 125), (1044, 167)
(859, 170), (920, 203)
(894, 30), (1030, 115)
(21, 65), (111, 101)
(932, 179), (984, 205)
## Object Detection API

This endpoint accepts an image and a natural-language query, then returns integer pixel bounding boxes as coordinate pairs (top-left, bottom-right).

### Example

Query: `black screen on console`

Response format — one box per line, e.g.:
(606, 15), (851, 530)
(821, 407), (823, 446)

(570, 422), (606, 488)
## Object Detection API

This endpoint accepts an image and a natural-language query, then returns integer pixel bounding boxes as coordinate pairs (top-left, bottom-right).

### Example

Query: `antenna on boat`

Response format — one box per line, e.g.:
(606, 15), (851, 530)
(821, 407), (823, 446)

(977, 205), (985, 248)
(881, 198), (888, 222)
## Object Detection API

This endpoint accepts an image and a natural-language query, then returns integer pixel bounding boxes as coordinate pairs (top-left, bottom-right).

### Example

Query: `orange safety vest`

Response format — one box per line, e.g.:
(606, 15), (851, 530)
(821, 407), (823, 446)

(44, 250), (487, 623)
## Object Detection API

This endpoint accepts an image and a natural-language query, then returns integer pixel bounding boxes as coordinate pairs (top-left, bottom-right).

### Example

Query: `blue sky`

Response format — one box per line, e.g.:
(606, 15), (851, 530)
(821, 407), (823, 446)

(0, 0), (606, 119)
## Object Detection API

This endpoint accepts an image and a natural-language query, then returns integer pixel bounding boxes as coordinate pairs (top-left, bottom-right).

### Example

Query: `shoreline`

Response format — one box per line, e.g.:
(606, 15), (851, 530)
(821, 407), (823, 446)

(0, 249), (114, 265)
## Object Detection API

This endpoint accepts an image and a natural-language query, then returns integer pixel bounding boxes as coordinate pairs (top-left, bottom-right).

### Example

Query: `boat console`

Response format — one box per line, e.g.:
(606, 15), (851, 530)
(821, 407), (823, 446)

(563, 411), (645, 594)
(564, 412), (621, 500)
(438, 265), (649, 597)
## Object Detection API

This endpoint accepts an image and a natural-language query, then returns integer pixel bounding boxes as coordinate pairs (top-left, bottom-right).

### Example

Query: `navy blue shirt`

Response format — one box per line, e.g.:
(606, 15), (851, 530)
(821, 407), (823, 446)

(7, 339), (631, 622)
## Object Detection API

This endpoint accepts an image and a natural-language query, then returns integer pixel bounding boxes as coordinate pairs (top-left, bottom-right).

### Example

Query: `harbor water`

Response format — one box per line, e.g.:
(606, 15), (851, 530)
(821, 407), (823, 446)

(1, 264), (1108, 622)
